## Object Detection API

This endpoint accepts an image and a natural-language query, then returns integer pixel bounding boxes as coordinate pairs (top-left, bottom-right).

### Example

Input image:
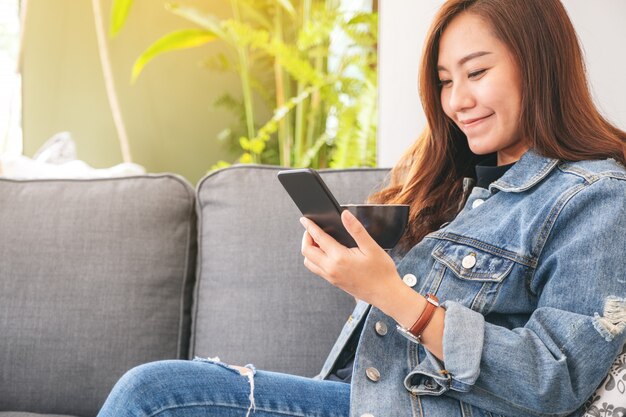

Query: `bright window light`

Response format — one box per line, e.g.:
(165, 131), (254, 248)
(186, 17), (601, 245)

(0, 0), (22, 156)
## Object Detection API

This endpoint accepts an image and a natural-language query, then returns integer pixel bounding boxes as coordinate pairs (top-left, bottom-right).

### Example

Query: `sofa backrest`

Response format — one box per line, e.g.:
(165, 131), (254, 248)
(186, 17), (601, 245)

(191, 165), (390, 377)
(0, 175), (197, 416)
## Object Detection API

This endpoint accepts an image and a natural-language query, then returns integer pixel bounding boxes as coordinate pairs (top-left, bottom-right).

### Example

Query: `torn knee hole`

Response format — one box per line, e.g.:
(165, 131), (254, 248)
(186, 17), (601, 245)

(194, 357), (257, 416)
(593, 296), (626, 342)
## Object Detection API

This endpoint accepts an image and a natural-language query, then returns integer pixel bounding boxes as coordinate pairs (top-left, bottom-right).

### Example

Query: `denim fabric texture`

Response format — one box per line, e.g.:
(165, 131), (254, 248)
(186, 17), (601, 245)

(318, 150), (626, 417)
(98, 359), (350, 417)
(98, 150), (625, 417)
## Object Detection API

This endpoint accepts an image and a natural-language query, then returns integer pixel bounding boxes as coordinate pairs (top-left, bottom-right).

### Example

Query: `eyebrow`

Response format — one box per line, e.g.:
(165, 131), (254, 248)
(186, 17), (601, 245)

(437, 51), (492, 71)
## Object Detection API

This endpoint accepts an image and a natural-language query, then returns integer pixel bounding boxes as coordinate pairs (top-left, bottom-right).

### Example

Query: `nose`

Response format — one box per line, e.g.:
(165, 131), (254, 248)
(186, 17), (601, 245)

(446, 80), (475, 113)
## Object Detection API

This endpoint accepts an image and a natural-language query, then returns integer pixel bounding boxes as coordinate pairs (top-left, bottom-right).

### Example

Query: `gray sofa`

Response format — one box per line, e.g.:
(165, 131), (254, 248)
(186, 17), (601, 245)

(0, 165), (389, 417)
(1, 165), (623, 416)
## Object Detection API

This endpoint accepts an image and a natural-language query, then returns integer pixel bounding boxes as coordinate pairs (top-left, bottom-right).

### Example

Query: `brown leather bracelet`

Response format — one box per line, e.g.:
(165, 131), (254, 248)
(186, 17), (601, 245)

(408, 293), (440, 340)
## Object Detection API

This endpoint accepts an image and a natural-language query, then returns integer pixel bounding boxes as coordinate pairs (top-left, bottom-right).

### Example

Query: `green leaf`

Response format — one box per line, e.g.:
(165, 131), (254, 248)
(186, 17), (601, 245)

(165, 3), (230, 42)
(239, 153), (254, 163)
(214, 93), (243, 112)
(239, 1), (272, 30)
(109, 0), (134, 38)
(249, 138), (266, 154)
(347, 12), (377, 26)
(262, 38), (325, 86)
(300, 133), (329, 167)
(210, 160), (232, 171)
(131, 29), (217, 83)
(239, 137), (251, 150)
(223, 19), (270, 48)
(202, 53), (236, 73)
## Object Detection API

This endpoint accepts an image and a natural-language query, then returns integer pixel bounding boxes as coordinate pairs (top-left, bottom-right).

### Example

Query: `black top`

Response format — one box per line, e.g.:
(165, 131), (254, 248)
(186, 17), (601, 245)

(474, 153), (515, 188)
(325, 319), (364, 383)
(326, 154), (517, 383)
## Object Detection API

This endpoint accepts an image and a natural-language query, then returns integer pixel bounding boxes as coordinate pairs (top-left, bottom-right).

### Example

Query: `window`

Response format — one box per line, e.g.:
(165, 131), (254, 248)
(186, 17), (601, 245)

(0, 0), (22, 156)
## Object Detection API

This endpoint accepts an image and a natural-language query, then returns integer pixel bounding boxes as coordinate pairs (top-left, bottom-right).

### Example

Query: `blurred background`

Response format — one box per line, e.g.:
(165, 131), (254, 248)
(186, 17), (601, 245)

(3, 0), (378, 184)
(1, 1), (624, 184)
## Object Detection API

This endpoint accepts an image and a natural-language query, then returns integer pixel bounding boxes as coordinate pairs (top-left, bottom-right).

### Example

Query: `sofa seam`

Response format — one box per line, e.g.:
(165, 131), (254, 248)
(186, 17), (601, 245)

(125, 174), (196, 359)
(176, 184), (197, 359)
(0, 172), (191, 185)
(147, 175), (196, 360)
(189, 195), (204, 359)
(195, 164), (390, 208)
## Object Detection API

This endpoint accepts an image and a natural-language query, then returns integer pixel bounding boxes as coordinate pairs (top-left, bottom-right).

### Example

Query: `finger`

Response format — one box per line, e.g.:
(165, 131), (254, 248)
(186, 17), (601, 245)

(302, 227), (320, 248)
(341, 210), (378, 253)
(301, 229), (321, 256)
(300, 231), (327, 277)
(303, 256), (326, 278)
(301, 230), (329, 269)
(300, 217), (341, 252)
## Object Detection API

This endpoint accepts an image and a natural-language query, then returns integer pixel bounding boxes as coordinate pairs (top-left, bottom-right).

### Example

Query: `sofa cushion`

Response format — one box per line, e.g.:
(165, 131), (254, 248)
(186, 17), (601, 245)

(192, 165), (390, 377)
(0, 175), (197, 416)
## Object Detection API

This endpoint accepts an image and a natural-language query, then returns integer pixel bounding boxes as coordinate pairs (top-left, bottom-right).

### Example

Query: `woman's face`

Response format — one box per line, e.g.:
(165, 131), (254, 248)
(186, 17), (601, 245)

(437, 12), (529, 165)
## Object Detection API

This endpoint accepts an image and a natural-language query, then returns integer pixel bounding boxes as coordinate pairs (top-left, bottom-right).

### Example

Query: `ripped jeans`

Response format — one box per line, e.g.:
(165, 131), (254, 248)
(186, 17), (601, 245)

(97, 358), (350, 417)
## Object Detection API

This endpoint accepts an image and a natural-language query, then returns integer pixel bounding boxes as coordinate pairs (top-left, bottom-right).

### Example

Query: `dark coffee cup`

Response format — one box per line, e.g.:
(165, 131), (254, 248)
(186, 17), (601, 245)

(340, 204), (410, 250)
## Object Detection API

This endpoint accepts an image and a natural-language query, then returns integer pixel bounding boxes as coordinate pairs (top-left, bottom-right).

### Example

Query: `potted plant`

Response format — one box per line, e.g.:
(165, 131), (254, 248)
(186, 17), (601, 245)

(110, 0), (378, 169)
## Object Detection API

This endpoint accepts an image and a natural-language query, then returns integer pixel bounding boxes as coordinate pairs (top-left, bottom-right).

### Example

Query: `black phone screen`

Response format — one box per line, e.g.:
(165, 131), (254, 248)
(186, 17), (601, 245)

(277, 168), (356, 247)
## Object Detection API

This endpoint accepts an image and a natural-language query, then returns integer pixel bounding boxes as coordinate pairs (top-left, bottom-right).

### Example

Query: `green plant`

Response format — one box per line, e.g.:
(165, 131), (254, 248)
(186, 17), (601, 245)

(111, 0), (377, 169)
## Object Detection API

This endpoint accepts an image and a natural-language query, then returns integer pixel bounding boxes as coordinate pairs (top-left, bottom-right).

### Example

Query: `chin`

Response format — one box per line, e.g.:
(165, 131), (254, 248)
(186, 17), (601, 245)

(466, 141), (497, 157)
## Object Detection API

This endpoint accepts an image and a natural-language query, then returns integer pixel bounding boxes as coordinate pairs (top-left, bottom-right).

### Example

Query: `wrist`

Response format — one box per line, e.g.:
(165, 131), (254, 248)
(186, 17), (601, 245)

(397, 293), (439, 342)
(377, 276), (427, 328)
(377, 277), (445, 360)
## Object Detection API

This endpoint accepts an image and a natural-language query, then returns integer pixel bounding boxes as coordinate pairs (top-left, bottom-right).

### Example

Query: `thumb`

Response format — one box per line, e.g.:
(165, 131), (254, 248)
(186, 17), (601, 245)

(341, 209), (377, 251)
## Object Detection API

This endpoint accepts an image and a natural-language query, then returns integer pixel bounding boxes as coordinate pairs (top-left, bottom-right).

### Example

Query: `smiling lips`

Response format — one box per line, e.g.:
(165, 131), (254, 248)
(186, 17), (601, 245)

(459, 113), (494, 129)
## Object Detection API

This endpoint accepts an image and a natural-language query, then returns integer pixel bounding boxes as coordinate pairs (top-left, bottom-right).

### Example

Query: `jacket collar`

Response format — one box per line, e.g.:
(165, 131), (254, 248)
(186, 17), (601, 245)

(487, 149), (560, 193)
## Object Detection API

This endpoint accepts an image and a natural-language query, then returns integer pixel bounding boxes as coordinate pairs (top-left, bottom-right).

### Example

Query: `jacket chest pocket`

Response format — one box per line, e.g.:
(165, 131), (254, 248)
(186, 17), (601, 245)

(429, 240), (514, 314)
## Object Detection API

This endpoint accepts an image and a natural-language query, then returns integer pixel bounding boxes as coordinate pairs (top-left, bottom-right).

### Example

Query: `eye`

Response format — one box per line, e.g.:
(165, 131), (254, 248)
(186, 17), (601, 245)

(468, 69), (487, 79)
(438, 79), (452, 88)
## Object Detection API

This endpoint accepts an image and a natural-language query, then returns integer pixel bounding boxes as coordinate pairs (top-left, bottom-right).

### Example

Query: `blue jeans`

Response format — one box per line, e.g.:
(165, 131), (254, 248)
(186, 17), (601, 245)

(97, 359), (350, 417)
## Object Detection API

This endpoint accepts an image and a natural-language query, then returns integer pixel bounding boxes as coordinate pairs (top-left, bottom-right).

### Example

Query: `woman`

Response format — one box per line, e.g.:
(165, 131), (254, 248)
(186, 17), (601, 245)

(98, 0), (626, 416)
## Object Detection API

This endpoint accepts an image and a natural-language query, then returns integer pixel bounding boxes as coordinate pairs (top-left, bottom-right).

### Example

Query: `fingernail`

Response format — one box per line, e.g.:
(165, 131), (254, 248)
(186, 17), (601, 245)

(299, 217), (307, 227)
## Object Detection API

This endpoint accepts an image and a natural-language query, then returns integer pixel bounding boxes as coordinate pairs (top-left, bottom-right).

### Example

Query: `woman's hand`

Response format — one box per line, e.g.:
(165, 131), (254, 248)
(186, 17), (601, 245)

(301, 210), (445, 360)
(299, 209), (402, 308)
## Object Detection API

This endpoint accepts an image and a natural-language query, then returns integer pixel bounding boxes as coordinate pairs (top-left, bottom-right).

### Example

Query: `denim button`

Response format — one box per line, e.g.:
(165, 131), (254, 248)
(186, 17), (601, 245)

(365, 367), (381, 382)
(402, 273), (417, 287)
(424, 378), (437, 390)
(472, 198), (485, 209)
(462, 254), (477, 269)
(374, 321), (388, 336)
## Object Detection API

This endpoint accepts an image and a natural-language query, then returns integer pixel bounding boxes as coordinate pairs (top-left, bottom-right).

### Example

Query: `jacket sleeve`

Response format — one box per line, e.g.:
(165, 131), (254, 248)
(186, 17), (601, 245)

(405, 177), (626, 417)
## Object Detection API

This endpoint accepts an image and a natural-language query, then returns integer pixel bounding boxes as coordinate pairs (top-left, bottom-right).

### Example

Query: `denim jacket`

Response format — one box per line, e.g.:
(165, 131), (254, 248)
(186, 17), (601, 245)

(317, 150), (626, 417)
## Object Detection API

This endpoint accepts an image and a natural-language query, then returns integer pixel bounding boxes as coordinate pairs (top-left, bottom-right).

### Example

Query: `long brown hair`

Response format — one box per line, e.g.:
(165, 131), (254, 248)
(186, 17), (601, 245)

(369, 0), (626, 253)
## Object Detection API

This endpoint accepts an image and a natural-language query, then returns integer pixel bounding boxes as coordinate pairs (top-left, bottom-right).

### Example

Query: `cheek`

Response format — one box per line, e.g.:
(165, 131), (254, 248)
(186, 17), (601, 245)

(483, 73), (523, 120)
(478, 83), (518, 122)
(440, 90), (454, 119)
(496, 90), (523, 129)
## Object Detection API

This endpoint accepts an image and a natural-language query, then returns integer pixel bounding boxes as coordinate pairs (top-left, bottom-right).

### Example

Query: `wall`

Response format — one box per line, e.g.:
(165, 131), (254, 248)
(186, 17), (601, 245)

(21, 0), (266, 184)
(378, 0), (626, 168)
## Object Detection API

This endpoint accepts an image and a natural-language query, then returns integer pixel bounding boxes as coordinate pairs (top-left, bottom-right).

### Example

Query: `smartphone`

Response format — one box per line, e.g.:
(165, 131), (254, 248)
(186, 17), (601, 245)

(277, 168), (357, 247)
